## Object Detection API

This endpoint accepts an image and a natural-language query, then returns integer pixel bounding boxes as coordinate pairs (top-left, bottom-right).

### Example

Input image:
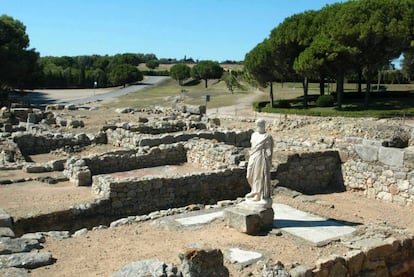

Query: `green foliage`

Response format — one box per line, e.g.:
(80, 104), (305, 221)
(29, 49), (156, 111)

(0, 15), (40, 90)
(108, 64), (143, 86)
(191, 61), (223, 88)
(220, 71), (245, 93)
(316, 95), (335, 107)
(145, 59), (159, 70)
(275, 100), (291, 108)
(38, 53), (156, 88)
(247, 0), (414, 110)
(169, 64), (191, 85)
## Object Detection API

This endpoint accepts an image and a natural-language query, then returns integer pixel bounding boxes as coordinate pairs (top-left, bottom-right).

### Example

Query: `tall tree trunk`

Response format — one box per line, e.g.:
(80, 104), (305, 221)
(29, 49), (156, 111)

(365, 70), (372, 109)
(357, 70), (362, 93)
(319, 74), (325, 96)
(302, 77), (308, 108)
(377, 70), (381, 92)
(269, 81), (274, 108)
(204, 78), (208, 88)
(336, 72), (344, 110)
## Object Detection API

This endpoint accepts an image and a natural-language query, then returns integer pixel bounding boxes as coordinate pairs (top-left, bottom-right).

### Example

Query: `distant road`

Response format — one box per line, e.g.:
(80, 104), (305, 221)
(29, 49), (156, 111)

(63, 76), (170, 105)
(12, 76), (170, 106)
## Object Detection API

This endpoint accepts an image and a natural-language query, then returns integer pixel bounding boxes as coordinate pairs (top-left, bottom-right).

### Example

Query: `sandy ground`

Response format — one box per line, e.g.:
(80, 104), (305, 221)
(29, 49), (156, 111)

(0, 181), (96, 219)
(28, 190), (414, 277)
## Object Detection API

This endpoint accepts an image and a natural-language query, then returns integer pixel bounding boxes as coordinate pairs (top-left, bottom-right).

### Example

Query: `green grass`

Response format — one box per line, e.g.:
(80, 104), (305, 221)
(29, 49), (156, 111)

(105, 78), (414, 119)
(255, 90), (414, 118)
(106, 77), (253, 109)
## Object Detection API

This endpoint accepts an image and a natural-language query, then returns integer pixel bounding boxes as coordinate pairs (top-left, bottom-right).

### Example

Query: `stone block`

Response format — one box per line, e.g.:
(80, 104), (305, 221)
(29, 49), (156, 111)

(355, 145), (378, 162)
(180, 248), (228, 277)
(404, 148), (414, 168)
(0, 227), (15, 238)
(0, 210), (12, 228)
(378, 147), (404, 167)
(112, 259), (178, 277)
(27, 113), (37, 124)
(224, 205), (274, 235)
(0, 252), (54, 269)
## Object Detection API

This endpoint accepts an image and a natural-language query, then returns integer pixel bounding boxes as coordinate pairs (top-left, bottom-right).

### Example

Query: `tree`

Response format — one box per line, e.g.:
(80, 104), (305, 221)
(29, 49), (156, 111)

(402, 49), (414, 81)
(0, 15), (39, 91)
(108, 64), (143, 87)
(191, 61), (223, 88)
(221, 71), (244, 94)
(268, 10), (319, 107)
(244, 39), (278, 107)
(145, 60), (159, 70)
(169, 64), (191, 86)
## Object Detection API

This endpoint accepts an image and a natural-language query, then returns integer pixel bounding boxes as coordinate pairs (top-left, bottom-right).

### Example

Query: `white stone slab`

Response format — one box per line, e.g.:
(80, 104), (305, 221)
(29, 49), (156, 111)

(175, 211), (224, 226)
(226, 248), (263, 266)
(273, 203), (356, 246)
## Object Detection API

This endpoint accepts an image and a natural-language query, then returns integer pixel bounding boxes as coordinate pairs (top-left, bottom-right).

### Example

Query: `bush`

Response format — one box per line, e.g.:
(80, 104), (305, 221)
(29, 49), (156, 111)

(316, 95), (335, 107)
(276, 100), (291, 108)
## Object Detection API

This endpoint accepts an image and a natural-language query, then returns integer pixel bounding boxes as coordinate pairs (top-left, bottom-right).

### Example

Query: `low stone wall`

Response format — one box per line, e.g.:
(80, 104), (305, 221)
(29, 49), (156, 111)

(64, 143), (187, 186)
(273, 151), (343, 194)
(106, 128), (253, 149)
(103, 119), (197, 135)
(263, 133), (414, 206)
(186, 139), (245, 169)
(310, 236), (414, 276)
(12, 132), (107, 155)
(92, 167), (250, 216)
(338, 138), (414, 206)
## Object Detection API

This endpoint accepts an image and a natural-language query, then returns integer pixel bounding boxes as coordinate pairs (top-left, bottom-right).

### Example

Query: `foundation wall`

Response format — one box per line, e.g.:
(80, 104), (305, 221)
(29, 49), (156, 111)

(92, 167), (250, 216)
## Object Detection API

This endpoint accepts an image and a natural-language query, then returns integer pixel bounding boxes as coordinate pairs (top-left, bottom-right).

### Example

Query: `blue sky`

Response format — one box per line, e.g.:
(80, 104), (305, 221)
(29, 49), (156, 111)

(1, 0), (341, 61)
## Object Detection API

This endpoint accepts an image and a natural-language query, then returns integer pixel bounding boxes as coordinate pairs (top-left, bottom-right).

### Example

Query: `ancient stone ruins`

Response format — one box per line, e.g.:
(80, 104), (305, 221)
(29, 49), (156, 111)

(1, 102), (414, 276)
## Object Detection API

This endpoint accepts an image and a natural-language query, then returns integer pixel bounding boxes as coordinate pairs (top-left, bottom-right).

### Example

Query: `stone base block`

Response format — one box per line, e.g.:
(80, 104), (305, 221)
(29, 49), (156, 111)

(224, 205), (274, 235)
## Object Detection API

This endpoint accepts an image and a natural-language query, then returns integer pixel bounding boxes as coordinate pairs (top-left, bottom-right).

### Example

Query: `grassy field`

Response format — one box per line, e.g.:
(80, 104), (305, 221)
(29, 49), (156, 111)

(106, 77), (414, 118)
(108, 77), (252, 109)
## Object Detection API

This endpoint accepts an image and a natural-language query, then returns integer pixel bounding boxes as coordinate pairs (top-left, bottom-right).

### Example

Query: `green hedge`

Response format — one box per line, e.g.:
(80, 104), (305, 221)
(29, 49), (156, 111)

(316, 95), (335, 107)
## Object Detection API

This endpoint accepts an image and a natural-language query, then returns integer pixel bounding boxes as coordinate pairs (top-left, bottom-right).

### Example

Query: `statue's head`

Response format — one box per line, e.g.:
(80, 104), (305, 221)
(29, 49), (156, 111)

(255, 118), (266, 134)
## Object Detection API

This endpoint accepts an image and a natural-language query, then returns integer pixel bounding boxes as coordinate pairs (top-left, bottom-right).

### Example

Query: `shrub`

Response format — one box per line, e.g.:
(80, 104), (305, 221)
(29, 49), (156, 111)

(276, 100), (291, 108)
(316, 95), (335, 107)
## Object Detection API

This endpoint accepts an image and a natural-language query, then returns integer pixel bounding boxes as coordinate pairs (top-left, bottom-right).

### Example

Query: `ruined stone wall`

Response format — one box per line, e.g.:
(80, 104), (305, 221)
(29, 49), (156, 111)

(106, 128), (252, 148)
(64, 143), (187, 186)
(12, 132), (107, 155)
(310, 237), (414, 276)
(186, 139), (246, 169)
(269, 135), (414, 206)
(85, 143), (187, 175)
(337, 137), (414, 206)
(92, 167), (250, 216)
(272, 151), (343, 194)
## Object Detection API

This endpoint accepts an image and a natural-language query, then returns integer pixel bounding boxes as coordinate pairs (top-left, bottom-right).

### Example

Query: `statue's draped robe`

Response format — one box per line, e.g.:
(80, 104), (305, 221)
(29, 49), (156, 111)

(246, 132), (273, 200)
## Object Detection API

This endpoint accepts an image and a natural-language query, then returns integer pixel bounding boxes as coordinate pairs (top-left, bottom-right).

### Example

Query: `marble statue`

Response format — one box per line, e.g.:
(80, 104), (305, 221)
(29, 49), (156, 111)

(245, 118), (273, 207)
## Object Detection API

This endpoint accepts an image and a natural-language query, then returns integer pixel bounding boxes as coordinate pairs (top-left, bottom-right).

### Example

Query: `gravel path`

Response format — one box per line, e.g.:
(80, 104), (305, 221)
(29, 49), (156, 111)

(12, 76), (170, 106)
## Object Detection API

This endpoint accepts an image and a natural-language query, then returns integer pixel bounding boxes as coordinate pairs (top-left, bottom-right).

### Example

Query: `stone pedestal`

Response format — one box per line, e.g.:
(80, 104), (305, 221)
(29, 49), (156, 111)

(224, 202), (274, 235)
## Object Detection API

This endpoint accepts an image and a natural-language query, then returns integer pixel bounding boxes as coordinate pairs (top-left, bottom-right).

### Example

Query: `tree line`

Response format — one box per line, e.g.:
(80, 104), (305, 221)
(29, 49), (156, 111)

(244, 0), (414, 109)
(37, 53), (157, 88)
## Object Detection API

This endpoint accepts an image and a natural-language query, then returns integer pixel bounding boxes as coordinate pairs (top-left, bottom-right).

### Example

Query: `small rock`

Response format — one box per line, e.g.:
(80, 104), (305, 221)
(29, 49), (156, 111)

(180, 248), (229, 277)
(44, 231), (70, 240)
(0, 267), (30, 277)
(92, 225), (108, 231)
(0, 252), (54, 269)
(110, 218), (130, 228)
(0, 227), (15, 238)
(111, 259), (177, 277)
(0, 237), (40, 254)
(20, 233), (46, 243)
(73, 228), (88, 237)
